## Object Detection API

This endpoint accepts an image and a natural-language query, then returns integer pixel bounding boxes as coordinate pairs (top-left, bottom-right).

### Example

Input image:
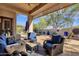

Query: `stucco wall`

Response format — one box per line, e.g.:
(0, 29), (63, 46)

(0, 9), (16, 35)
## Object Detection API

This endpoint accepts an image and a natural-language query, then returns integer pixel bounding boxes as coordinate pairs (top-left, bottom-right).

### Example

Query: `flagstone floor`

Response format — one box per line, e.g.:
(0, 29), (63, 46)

(25, 35), (79, 56)
(59, 39), (79, 56)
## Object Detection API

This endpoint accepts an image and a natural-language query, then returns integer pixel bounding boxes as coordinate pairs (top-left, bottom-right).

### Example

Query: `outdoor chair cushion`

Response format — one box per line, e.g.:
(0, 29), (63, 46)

(47, 31), (50, 35)
(8, 39), (17, 45)
(0, 38), (7, 46)
(28, 32), (37, 42)
(51, 35), (62, 44)
(0, 43), (6, 53)
(43, 35), (63, 48)
(44, 43), (52, 48)
(0, 33), (7, 46)
(0, 35), (8, 55)
(0, 43), (8, 55)
(64, 32), (69, 36)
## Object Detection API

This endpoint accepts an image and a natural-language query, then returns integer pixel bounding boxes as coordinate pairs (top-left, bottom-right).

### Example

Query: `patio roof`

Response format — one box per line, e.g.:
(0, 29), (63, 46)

(0, 3), (74, 19)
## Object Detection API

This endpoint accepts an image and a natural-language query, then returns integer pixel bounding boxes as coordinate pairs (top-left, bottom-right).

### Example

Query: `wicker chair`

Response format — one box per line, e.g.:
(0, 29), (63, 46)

(43, 35), (64, 56)
(0, 43), (11, 56)
(28, 32), (37, 42)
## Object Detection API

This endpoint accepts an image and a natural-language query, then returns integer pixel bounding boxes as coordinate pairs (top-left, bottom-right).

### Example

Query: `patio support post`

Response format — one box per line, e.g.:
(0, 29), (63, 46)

(28, 15), (33, 32)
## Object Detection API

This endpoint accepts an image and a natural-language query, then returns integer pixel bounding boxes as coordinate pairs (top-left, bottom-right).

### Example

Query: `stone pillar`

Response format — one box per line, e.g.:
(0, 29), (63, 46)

(28, 16), (33, 32)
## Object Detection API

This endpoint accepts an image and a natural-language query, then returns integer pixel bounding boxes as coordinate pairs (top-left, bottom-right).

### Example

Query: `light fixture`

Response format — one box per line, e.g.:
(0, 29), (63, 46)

(27, 3), (31, 6)
(25, 3), (31, 6)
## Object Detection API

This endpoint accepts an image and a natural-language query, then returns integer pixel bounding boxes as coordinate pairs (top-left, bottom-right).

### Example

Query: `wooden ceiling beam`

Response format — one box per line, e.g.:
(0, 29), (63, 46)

(29, 3), (47, 14)
(33, 3), (74, 19)
(30, 3), (58, 16)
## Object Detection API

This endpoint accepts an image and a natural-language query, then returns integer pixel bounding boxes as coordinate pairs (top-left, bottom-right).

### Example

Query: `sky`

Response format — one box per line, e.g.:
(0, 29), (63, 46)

(16, 14), (28, 26)
(16, 14), (40, 26)
(73, 17), (79, 26)
(73, 12), (79, 26)
(33, 18), (40, 24)
(16, 13), (79, 27)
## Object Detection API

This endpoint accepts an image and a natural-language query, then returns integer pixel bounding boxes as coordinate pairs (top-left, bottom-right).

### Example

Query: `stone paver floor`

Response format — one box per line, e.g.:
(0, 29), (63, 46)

(26, 35), (79, 56)
(59, 39), (79, 56)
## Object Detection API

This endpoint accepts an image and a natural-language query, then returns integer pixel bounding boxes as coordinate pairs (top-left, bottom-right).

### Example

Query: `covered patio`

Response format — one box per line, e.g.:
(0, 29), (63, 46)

(0, 3), (79, 56)
(0, 3), (73, 33)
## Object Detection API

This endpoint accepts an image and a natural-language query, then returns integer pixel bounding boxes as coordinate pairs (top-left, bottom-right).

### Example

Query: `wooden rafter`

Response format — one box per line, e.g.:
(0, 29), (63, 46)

(29, 3), (47, 14)
(32, 3), (58, 17)
(33, 3), (74, 18)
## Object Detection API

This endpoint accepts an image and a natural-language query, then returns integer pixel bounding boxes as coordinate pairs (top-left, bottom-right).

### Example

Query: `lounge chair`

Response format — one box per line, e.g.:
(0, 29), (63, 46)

(0, 33), (27, 56)
(6, 38), (17, 45)
(0, 43), (11, 56)
(47, 31), (51, 35)
(43, 35), (64, 56)
(28, 32), (37, 42)
(0, 36), (11, 56)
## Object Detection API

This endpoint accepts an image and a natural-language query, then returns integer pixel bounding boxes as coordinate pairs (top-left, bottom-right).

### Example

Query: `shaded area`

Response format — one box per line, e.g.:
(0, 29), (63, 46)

(60, 39), (79, 56)
(25, 35), (79, 56)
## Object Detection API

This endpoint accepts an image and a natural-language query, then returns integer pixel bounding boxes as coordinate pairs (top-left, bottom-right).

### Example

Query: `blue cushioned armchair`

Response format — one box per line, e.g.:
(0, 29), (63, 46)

(43, 35), (64, 56)
(0, 43), (10, 56)
(0, 34), (10, 56)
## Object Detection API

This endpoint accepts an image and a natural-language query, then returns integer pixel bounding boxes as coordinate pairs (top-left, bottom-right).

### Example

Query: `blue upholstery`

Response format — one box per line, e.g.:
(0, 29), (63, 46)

(28, 32), (37, 42)
(43, 35), (62, 48)
(51, 35), (62, 44)
(0, 33), (7, 46)
(64, 32), (68, 36)
(43, 32), (45, 35)
(47, 31), (50, 35)
(8, 38), (17, 45)
(0, 33), (7, 54)
(45, 43), (52, 48)
(0, 44), (6, 53)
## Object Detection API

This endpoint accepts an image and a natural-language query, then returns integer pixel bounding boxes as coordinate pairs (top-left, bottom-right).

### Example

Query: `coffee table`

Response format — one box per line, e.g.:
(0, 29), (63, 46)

(6, 43), (26, 54)
(23, 40), (39, 54)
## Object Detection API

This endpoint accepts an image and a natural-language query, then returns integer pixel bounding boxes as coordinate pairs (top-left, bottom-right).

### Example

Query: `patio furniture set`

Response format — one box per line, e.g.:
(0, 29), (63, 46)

(43, 35), (64, 55)
(0, 31), (65, 56)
